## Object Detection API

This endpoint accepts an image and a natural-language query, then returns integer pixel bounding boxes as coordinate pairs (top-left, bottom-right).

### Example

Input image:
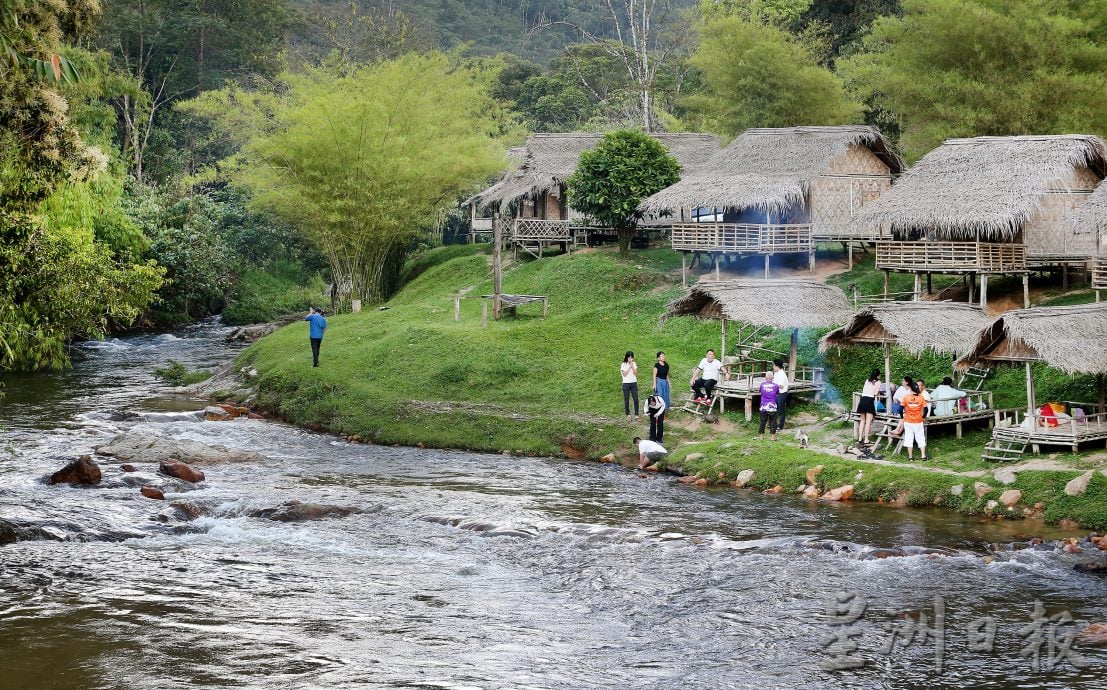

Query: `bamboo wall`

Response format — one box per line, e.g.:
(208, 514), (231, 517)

(808, 145), (895, 239)
(1023, 166), (1101, 258)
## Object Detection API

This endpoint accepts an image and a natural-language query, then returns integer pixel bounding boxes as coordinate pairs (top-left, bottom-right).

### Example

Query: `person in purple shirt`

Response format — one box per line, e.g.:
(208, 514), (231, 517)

(758, 371), (780, 441)
(304, 307), (327, 367)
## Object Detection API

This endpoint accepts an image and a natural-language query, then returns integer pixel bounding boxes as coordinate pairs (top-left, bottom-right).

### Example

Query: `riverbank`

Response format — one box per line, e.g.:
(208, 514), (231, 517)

(235, 245), (1107, 530)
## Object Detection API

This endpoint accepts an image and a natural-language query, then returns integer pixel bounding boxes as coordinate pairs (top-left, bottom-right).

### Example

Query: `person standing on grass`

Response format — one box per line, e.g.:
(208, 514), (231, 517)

(304, 307), (327, 368)
(653, 351), (671, 408)
(857, 369), (880, 446)
(621, 351), (640, 422)
(635, 436), (667, 470)
(772, 359), (789, 430)
(901, 382), (929, 461)
(646, 391), (667, 443)
(691, 349), (724, 404)
(758, 371), (780, 441)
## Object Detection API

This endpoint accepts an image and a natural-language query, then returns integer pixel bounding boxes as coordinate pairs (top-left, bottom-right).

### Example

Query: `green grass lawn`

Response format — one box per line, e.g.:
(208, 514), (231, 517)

(242, 244), (1107, 528)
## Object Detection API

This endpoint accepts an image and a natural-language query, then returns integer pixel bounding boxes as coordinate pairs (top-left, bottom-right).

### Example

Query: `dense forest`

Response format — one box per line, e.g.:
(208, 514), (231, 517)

(2, 0), (1106, 372)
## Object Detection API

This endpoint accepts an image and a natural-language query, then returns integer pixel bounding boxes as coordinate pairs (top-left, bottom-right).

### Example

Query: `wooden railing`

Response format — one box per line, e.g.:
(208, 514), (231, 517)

(671, 223), (813, 253)
(512, 218), (573, 241)
(725, 359), (825, 389)
(1093, 258), (1107, 290)
(993, 405), (1107, 444)
(876, 241), (1026, 272)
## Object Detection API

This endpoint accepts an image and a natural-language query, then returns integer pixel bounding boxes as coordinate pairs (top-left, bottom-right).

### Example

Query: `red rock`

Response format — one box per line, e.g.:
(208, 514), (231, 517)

(50, 455), (102, 486)
(1059, 518), (1081, 530)
(140, 486), (165, 500)
(1063, 542), (1082, 554)
(599, 453), (616, 463)
(802, 485), (821, 499)
(762, 485), (784, 495)
(820, 485), (856, 501)
(560, 444), (586, 460)
(1077, 623), (1107, 645)
(170, 502), (203, 520)
(805, 465), (824, 484)
(694, 478), (708, 487)
(120, 464), (137, 472)
(159, 460), (205, 483)
(247, 412), (266, 420)
(677, 475), (699, 484)
(252, 502), (361, 522)
(645, 463), (659, 472)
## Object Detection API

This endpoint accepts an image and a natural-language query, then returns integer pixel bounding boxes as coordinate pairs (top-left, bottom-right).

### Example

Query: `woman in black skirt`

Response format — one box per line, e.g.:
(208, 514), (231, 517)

(857, 368), (881, 445)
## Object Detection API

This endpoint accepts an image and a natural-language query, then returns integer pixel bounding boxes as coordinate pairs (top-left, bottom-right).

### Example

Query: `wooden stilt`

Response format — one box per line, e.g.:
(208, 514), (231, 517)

(847, 242), (853, 267)
(744, 397), (753, 422)
(721, 318), (727, 358)
(453, 297), (461, 322)
(980, 274), (988, 311)
(1098, 373), (1104, 414)
(492, 215), (503, 320)
(481, 301), (488, 328)
(913, 273), (921, 301)
(968, 273), (975, 302)
(788, 328), (799, 385)
(1022, 274), (1030, 308)
(883, 341), (893, 411)
(1062, 263), (1069, 291)
(926, 272), (932, 294)
(883, 270), (890, 298)
(1025, 361), (1036, 416)
(681, 253), (687, 288)
(715, 254), (720, 281)
(808, 249), (815, 272)
(764, 253), (770, 279)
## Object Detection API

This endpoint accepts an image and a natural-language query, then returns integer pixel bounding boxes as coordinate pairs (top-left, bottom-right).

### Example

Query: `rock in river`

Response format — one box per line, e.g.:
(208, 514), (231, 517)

(250, 501), (361, 522)
(49, 455), (102, 486)
(160, 461), (205, 483)
(140, 485), (165, 500)
(97, 430), (265, 465)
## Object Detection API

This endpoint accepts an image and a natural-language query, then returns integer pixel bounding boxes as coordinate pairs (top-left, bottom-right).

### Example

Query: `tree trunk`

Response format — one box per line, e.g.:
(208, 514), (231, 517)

(619, 227), (633, 257)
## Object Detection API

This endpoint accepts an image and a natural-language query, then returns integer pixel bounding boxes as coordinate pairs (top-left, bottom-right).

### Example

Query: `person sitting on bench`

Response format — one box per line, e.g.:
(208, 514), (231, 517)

(690, 349), (725, 404)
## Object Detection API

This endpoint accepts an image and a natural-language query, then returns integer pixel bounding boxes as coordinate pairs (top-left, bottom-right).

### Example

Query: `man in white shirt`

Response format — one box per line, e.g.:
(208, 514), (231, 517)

(635, 436), (668, 470)
(931, 377), (966, 416)
(771, 359), (789, 430)
(691, 349), (725, 403)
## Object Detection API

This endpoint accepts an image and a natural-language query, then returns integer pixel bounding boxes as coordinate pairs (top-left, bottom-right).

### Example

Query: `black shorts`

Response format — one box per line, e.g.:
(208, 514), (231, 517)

(857, 396), (877, 415)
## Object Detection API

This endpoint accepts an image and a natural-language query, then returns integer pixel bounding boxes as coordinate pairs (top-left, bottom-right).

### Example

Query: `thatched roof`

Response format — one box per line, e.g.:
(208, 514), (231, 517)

(956, 303), (1107, 375)
(820, 302), (989, 356)
(860, 135), (1107, 240)
(664, 279), (853, 329)
(1071, 182), (1107, 237)
(639, 125), (902, 214)
(467, 132), (720, 210)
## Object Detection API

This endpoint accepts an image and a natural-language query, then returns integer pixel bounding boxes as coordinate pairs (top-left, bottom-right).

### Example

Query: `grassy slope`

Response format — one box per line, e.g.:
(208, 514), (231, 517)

(243, 246), (1107, 528)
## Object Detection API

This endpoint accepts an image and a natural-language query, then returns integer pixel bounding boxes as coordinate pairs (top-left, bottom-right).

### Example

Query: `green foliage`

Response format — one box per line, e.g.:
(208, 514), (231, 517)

(184, 51), (519, 305)
(221, 261), (328, 326)
(700, 0), (814, 25)
(153, 358), (212, 386)
(567, 130), (681, 256)
(839, 0), (1107, 161)
(685, 14), (861, 136)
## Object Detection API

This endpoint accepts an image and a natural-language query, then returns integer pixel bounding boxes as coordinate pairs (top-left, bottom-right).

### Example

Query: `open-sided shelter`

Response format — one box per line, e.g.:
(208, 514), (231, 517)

(1069, 182), (1107, 298)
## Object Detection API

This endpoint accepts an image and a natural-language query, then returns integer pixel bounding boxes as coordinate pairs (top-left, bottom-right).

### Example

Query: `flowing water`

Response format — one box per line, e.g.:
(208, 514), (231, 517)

(1, 323), (1105, 689)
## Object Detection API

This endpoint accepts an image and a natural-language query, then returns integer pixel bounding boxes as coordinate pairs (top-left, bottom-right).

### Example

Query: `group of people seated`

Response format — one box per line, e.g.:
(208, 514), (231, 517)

(875, 375), (972, 418)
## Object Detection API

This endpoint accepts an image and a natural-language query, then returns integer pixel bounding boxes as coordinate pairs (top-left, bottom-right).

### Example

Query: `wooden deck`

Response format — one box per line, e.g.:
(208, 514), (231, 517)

(1093, 258), (1107, 291)
(671, 223), (813, 255)
(847, 390), (996, 451)
(713, 359), (826, 421)
(990, 406), (1107, 453)
(510, 219), (587, 257)
(876, 241), (1027, 273)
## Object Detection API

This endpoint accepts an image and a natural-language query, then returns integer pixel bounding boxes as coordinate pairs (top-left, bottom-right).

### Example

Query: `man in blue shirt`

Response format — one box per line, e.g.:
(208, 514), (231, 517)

(304, 308), (327, 367)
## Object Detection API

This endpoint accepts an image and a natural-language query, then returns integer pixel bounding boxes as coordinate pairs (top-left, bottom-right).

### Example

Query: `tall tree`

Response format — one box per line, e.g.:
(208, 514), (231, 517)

(839, 0), (1107, 160)
(183, 52), (519, 305)
(567, 130), (680, 256)
(684, 14), (860, 136)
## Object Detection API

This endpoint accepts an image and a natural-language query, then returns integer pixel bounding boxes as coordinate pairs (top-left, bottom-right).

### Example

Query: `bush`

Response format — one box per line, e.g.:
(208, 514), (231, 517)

(153, 359), (212, 386)
(221, 261), (327, 326)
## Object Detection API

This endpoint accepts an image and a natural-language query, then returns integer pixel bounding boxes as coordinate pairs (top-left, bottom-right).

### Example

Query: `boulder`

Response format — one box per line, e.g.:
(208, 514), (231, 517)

(171, 502), (204, 520)
(1065, 471), (1095, 497)
(985, 500), (999, 513)
(685, 452), (705, 462)
(733, 469), (755, 488)
(645, 463), (659, 472)
(993, 468), (1018, 485)
(805, 465), (824, 484)
(1059, 518), (1081, 530)
(252, 501), (361, 522)
(1074, 562), (1107, 575)
(999, 489), (1022, 507)
(693, 478), (708, 488)
(159, 461), (205, 483)
(949, 484), (964, 497)
(762, 485), (784, 495)
(802, 485), (821, 500)
(599, 453), (616, 464)
(820, 485), (855, 502)
(204, 406), (232, 421)
(677, 475), (700, 485)
(120, 464), (137, 473)
(97, 430), (265, 465)
(226, 322), (280, 342)
(1077, 623), (1107, 645)
(974, 482), (993, 498)
(49, 456), (102, 486)
(140, 486), (165, 500)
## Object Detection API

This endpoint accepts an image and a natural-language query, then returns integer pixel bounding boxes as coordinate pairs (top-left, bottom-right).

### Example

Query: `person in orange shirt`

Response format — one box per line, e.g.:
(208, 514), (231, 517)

(901, 382), (929, 461)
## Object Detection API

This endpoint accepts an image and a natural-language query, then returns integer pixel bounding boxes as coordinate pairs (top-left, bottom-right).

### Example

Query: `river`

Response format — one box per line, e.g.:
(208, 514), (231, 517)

(0, 322), (1104, 689)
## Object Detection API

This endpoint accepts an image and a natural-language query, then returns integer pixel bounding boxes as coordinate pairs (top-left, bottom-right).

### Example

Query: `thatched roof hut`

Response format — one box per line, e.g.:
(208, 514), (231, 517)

(956, 303), (1107, 376)
(860, 135), (1107, 259)
(467, 132), (720, 213)
(820, 302), (988, 356)
(664, 279), (853, 329)
(1070, 182), (1107, 249)
(639, 125), (902, 238)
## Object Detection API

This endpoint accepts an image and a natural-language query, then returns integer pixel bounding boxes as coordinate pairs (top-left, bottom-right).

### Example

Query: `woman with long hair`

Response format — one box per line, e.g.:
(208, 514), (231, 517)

(857, 368), (881, 445)
(653, 351), (671, 408)
(621, 351), (639, 422)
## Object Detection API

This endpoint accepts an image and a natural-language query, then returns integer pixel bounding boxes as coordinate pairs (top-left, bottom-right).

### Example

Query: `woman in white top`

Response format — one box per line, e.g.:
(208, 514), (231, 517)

(857, 368), (881, 445)
(621, 351), (639, 421)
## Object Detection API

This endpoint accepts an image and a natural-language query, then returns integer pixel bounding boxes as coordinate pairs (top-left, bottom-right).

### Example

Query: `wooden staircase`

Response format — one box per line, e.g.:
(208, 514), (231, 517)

(958, 365), (991, 391)
(982, 434), (1027, 462)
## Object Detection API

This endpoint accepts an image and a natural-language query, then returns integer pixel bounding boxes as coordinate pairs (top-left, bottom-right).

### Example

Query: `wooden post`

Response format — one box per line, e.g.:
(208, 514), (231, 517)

(468, 203), (476, 244)
(883, 270), (890, 298)
(926, 272), (932, 295)
(453, 296), (461, 322)
(913, 273), (921, 301)
(681, 252), (687, 288)
(847, 242), (853, 267)
(744, 396), (753, 422)
(1025, 361), (1036, 416)
(980, 274), (988, 311)
(968, 273), (975, 302)
(492, 214), (503, 320)
(1062, 263), (1069, 291)
(763, 253), (770, 279)
(542, 297), (549, 319)
(788, 328), (799, 385)
(1022, 274), (1030, 308)
(481, 301), (488, 328)
(883, 341), (893, 411)
(715, 254), (721, 281)
(721, 318), (727, 357)
(808, 248), (815, 272)
(1098, 373), (1105, 414)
